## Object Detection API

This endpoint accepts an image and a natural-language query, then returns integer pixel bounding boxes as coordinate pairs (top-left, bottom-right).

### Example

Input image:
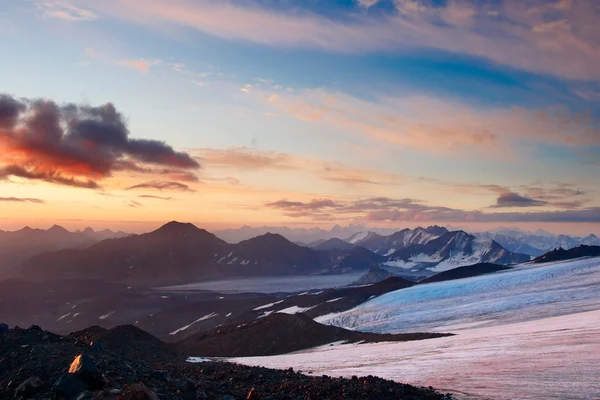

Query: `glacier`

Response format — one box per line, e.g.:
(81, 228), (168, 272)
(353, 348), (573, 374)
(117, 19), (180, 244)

(317, 257), (600, 333)
(225, 257), (600, 400)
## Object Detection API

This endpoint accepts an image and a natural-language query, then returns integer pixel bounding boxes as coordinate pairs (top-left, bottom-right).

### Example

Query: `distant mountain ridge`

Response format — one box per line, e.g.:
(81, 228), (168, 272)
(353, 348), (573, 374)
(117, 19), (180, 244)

(532, 245), (600, 264)
(11, 222), (531, 284)
(0, 225), (129, 276)
(15, 222), (386, 285)
(477, 228), (600, 257)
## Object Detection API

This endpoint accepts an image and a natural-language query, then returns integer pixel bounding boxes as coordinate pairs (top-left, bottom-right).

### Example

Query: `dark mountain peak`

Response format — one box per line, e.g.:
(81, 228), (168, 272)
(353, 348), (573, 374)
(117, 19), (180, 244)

(153, 221), (203, 236)
(313, 237), (354, 251)
(19, 226), (34, 233)
(533, 245), (600, 264)
(239, 232), (296, 248)
(425, 225), (449, 235)
(48, 224), (69, 234)
(83, 227), (95, 234)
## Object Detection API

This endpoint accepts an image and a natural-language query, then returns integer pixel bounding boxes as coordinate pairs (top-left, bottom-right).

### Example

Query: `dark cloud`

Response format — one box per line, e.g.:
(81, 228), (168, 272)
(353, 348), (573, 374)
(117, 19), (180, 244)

(0, 197), (45, 203)
(128, 200), (143, 208)
(266, 196), (600, 223)
(127, 180), (194, 191)
(0, 165), (100, 189)
(491, 192), (548, 208)
(0, 93), (199, 189)
(266, 199), (337, 212)
(137, 195), (172, 200)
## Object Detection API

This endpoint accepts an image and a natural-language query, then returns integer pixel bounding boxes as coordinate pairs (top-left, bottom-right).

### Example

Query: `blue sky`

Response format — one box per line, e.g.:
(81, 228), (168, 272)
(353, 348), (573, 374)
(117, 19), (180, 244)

(1, 0), (600, 234)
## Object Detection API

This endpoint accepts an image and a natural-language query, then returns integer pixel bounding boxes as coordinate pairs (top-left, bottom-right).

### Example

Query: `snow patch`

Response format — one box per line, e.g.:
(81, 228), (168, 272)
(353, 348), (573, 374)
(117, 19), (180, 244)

(253, 300), (284, 311)
(99, 311), (115, 320)
(169, 312), (218, 336)
(277, 305), (316, 315)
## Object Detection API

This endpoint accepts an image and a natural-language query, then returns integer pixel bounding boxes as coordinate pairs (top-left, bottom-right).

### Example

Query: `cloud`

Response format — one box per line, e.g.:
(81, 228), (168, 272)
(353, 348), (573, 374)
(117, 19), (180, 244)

(491, 192), (548, 208)
(126, 180), (194, 191)
(117, 58), (161, 73)
(266, 198), (337, 212)
(0, 93), (199, 189)
(198, 147), (296, 170)
(83, 0), (600, 80)
(265, 195), (600, 223)
(0, 165), (100, 189)
(265, 89), (600, 157)
(128, 200), (143, 208)
(34, 1), (98, 21)
(197, 147), (401, 185)
(137, 194), (172, 200)
(0, 197), (45, 204)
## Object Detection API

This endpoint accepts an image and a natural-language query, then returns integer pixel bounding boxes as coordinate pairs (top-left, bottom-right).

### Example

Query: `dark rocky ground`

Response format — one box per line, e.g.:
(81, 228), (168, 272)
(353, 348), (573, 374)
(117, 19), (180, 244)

(1, 324), (453, 400)
(180, 313), (452, 357)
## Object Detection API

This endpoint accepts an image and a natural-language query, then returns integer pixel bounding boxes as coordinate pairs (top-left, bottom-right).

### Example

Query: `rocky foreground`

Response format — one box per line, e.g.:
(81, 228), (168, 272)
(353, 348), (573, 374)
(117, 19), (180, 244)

(0, 323), (453, 400)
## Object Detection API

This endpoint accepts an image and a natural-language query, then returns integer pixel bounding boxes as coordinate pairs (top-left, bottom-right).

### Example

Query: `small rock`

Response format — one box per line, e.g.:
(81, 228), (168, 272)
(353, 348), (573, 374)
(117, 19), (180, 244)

(246, 388), (257, 399)
(90, 341), (107, 352)
(54, 374), (87, 398)
(120, 382), (159, 400)
(68, 354), (104, 389)
(27, 325), (42, 331)
(177, 378), (196, 399)
(152, 370), (170, 382)
(42, 335), (49, 341)
(76, 390), (93, 400)
(14, 377), (44, 398)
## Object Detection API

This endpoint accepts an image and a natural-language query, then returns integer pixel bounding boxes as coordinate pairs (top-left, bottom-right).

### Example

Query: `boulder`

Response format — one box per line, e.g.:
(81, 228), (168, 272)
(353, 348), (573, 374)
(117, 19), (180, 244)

(14, 377), (43, 398)
(54, 374), (87, 398)
(68, 354), (104, 389)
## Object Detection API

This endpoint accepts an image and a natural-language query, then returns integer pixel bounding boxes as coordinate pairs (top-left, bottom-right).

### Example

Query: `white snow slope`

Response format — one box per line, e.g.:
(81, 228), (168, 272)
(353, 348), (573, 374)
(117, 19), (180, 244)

(225, 257), (600, 400)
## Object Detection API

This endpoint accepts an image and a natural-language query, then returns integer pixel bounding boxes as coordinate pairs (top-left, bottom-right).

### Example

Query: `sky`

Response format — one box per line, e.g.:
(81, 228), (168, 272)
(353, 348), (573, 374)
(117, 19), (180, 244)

(1, 0), (600, 235)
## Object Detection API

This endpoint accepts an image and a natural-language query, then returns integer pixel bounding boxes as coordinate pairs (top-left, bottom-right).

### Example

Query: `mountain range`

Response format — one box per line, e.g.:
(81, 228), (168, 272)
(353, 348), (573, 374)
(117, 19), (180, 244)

(0, 225), (128, 276)
(476, 228), (600, 257)
(9, 222), (529, 285)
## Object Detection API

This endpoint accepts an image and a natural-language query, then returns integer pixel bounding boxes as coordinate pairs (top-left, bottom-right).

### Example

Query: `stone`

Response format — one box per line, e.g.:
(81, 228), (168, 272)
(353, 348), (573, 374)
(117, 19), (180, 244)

(76, 390), (93, 400)
(68, 354), (104, 389)
(90, 341), (107, 352)
(14, 377), (43, 398)
(177, 378), (196, 399)
(119, 382), (159, 400)
(152, 370), (170, 382)
(53, 374), (87, 398)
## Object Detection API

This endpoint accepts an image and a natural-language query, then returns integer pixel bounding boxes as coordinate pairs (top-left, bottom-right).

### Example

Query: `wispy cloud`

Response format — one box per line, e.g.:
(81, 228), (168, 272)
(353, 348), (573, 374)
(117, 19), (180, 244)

(196, 147), (402, 186)
(264, 89), (600, 158)
(266, 195), (600, 223)
(126, 180), (195, 191)
(491, 192), (548, 208)
(116, 58), (161, 73)
(35, 1), (98, 21)
(83, 0), (600, 80)
(0, 197), (46, 204)
(137, 194), (172, 200)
